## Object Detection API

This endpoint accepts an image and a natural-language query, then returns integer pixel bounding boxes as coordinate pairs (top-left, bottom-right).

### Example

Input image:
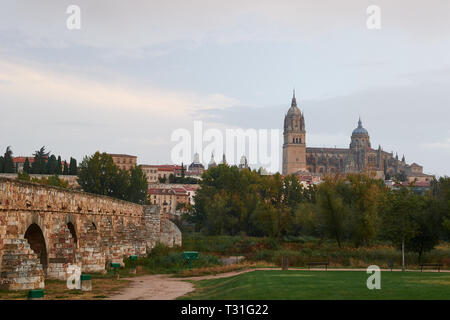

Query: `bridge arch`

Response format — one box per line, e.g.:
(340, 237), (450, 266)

(64, 214), (79, 247)
(66, 222), (78, 246)
(24, 223), (48, 272)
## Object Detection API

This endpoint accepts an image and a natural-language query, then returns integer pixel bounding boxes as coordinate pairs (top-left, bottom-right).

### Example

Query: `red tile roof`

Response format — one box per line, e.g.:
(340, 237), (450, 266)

(172, 187), (188, 195)
(142, 164), (182, 171)
(13, 157), (35, 163)
(148, 188), (175, 195)
(397, 181), (430, 187)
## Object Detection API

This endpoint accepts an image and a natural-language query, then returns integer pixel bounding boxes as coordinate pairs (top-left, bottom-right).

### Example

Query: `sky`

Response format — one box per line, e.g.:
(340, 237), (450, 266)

(0, 0), (449, 176)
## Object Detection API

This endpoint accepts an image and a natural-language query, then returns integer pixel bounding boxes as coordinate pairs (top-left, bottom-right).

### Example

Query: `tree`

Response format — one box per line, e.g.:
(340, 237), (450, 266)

(315, 177), (348, 247)
(46, 155), (57, 175)
(158, 176), (167, 183)
(380, 187), (421, 271)
(18, 171), (30, 181)
(0, 156), (4, 173)
(339, 174), (384, 246)
(56, 156), (62, 175)
(69, 157), (77, 175)
(77, 152), (146, 204)
(23, 157), (31, 174)
(77, 152), (119, 196)
(3, 146), (15, 173)
(110, 169), (130, 200)
(181, 163), (185, 178)
(406, 197), (441, 264)
(32, 146), (50, 174)
(63, 162), (69, 175)
(127, 166), (148, 204)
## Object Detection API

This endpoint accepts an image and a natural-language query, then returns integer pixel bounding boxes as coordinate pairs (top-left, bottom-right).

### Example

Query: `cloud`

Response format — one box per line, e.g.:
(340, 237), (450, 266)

(421, 138), (450, 151)
(0, 59), (238, 117)
(2, 0), (449, 50)
(0, 58), (240, 167)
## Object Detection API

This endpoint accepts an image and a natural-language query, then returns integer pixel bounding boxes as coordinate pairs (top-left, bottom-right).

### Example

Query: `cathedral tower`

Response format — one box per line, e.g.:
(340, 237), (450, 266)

(282, 91), (306, 175)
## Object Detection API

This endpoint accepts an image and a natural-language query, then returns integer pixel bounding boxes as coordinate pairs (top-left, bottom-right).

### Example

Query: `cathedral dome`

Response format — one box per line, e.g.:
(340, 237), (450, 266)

(284, 90), (305, 132)
(352, 118), (369, 135)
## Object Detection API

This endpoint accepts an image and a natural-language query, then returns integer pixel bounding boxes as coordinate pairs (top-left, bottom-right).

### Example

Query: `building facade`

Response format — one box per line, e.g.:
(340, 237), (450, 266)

(282, 91), (306, 175)
(108, 154), (137, 171)
(282, 92), (433, 181)
(141, 164), (183, 184)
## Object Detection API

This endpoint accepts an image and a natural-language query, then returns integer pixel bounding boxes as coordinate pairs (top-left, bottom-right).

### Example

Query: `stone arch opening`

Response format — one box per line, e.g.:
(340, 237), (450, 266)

(67, 222), (78, 246)
(24, 223), (48, 272)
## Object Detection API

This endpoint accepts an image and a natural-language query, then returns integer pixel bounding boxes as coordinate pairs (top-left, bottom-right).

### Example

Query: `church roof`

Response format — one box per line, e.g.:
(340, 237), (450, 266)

(286, 90), (302, 116)
(352, 117), (369, 135)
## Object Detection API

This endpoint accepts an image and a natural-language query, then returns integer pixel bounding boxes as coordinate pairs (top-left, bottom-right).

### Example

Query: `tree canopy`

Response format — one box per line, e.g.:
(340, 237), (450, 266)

(187, 164), (449, 260)
(77, 152), (148, 204)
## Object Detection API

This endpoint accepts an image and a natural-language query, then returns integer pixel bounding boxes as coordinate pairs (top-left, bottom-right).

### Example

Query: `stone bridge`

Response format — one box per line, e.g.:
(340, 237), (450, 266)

(0, 178), (181, 290)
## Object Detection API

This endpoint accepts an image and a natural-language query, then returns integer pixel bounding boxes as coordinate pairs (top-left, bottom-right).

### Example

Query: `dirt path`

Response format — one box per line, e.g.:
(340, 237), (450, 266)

(106, 267), (449, 300)
(106, 268), (271, 300)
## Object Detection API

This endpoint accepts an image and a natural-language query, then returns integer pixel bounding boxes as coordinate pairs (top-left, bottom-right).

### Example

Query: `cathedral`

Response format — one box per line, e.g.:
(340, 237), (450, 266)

(282, 92), (433, 182)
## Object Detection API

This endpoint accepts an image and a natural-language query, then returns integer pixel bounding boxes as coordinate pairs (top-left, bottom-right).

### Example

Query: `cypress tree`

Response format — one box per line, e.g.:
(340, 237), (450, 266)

(63, 162), (69, 175)
(3, 146), (15, 173)
(0, 156), (4, 173)
(56, 156), (62, 175)
(46, 155), (57, 175)
(23, 157), (31, 173)
(69, 157), (77, 175)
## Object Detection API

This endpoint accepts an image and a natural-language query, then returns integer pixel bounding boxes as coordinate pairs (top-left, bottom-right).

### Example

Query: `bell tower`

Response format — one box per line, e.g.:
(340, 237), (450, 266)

(282, 91), (306, 175)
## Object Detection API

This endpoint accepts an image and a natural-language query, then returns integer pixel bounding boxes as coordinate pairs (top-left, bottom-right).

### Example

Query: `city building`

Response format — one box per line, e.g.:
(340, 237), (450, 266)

(188, 153), (205, 176)
(108, 153), (137, 171)
(142, 164), (183, 184)
(148, 187), (176, 215)
(12, 157), (35, 173)
(282, 91), (433, 181)
(147, 184), (196, 215)
(208, 153), (217, 169)
(239, 155), (249, 170)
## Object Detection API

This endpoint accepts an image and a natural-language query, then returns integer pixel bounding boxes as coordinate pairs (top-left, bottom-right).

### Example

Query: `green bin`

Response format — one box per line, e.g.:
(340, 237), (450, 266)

(80, 274), (91, 281)
(28, 289), (44, 300)
(80, 274), (92, 291)
(110, 262), (121, 278)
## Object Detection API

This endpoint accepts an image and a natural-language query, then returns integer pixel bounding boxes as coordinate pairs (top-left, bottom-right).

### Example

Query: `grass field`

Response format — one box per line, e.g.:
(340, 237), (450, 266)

(181, 270), (450, 300)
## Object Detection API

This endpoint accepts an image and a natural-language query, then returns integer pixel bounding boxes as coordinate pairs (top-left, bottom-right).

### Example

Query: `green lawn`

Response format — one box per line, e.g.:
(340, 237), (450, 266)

(180, 270), (450, 300)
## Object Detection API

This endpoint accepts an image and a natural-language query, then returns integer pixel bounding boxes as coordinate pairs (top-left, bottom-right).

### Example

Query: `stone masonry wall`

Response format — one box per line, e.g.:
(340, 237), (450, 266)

(0, 178), (182, 290)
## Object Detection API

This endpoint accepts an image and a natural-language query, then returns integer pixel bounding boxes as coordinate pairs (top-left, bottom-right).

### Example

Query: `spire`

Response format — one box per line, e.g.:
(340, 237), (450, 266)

(193, 152), (200, 164)
(358, 116), (362, 128)
(291, 89), (297, 107)
(208, 152), (217, 168)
